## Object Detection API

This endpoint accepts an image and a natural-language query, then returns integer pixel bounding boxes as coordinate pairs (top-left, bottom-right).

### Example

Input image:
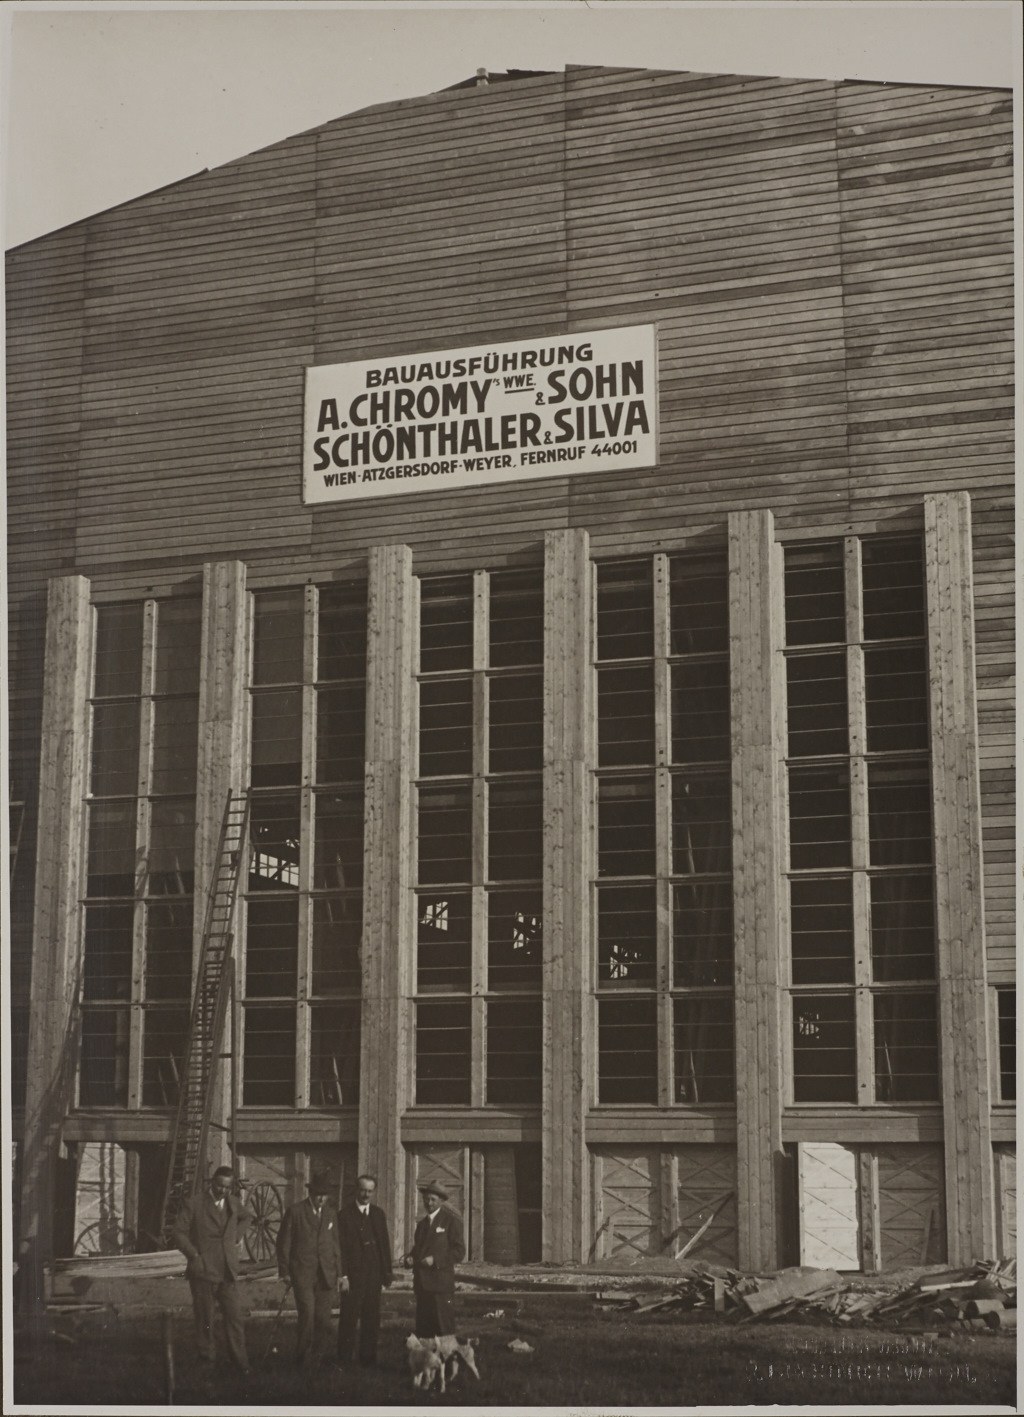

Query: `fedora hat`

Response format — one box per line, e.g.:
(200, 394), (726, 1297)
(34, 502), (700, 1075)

(309, 1169), (335, 1192)
(419, 1181), (449, 1201)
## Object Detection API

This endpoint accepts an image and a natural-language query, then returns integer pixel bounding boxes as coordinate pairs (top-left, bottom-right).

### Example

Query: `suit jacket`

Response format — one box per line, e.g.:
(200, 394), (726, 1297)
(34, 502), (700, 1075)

(338, 1201), (393, 1294)
(171, 1190), (252, 1284)
(276, 1197), (342, 1288)
(411, 1204), (465, 1295)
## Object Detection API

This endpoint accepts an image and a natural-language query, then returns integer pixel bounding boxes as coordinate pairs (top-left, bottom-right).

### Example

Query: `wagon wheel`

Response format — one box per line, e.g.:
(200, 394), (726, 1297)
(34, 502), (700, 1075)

(244, 1181), (283, 1263)
(74, 1218), (128, 1256)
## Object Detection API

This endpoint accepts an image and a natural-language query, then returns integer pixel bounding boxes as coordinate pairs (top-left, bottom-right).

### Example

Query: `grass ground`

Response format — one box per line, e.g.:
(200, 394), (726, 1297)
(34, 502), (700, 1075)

(13, 1297), (1016, 1409)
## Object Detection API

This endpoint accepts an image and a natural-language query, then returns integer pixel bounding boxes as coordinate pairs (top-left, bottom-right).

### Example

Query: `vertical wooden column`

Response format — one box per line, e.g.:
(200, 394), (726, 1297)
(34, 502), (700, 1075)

(359, 544), (416, 1228)
(542, 528), (593, 1262)
(729, 510), (787, 1272)
(19, 574), (92, 1305)
(925, 492), (995, 1264)
(195, 561), (249, 1172)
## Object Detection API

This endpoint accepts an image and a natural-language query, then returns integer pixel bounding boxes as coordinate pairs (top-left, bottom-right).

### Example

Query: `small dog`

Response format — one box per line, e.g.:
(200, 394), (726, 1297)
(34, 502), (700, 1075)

(406, 1333), (481, 1392)
(430, 1333), (481, 1385)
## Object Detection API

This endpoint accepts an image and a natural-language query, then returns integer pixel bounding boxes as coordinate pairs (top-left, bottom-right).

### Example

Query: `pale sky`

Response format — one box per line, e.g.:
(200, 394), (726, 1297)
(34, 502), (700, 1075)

(1, 1), (1019, 250)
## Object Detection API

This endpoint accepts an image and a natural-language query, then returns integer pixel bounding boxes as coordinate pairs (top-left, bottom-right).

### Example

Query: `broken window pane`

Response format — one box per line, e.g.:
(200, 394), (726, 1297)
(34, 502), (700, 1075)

(94, 603), (143, 698)
(416, 999), (471, 1104)
(252, 589), (304, 686)
(489, 673), (543, 773)
(152, 698), (199, 794)
(141, 1006), (189, 1106)
(154, 599), (202, 696)
(671, 660), (730, 763)
(868, 760), (932, 865)
(420, 576), (473, 673)
(673, 881), (734, 987)
(79, 1007), (130, 1107)
(313, 791), (364, 891)
(145, 898), (194, 1001)
(864, 645), (929, 753)
(786, 652), (848, 758)
(673, 996), (735, 1103)
(784, 543), (845, 647)
(417, 892), (472, 992)
(873, 992), (939, 1101)
(87, 801), (136, 897)
(83, 903), (134, 1001)
(598, 665), (655, 767)
(788, 764), (851, 870)
(317, 581), (367, 682)
(486, 999), (542, 1104)
(598, 998), (658, 1104)
(597, 884), (656, 988)
(249, 792), (301, 892)
(251, 689), (303, 788)
(316, 684), (366, 784)
(311, 896), (362, 995)
(998, 990), (1016, 1101)
(669, 555), (728, 656)
(243, 1005), (296, 1105)
(487, 889), (543, 990)
(790, 876), (854, 985)
(672, 773), (731, 875)
(245, 897), (299, 997)
(419, 678), (473, 777)
(870, 874), (935, 982)
(599, 777), (656, 877)
(418, 785), (472, 885)
(489, 568), (544, 668)
(90, 702), (140, 796)
(792, 994), (857, 1102)
(309, 1003), (361, 1106)
(489, 780), (543, 882)
(147, 799), (196, 896)
(596, 561), (653, 661)
(862, 537), (925, 641)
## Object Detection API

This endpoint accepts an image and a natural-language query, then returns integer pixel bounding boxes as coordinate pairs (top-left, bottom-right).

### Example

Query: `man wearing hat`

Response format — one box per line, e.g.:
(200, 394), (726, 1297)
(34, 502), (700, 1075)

(276, 1168), (342, 1366)
(405, 1182), (466, 1337)
(336, 1173), (394, 1368)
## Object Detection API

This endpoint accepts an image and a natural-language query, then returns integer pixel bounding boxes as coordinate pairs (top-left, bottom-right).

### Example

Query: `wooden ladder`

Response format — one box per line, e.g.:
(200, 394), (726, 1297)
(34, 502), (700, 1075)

(159, 791), (249, 1240)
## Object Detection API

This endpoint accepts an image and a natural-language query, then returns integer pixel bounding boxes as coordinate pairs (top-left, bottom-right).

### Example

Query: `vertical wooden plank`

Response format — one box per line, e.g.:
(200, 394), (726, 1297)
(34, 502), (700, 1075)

(925, 491), (995, 1264)
(729, 510), (785, 1271)
(359, 543), (416, 1228)
(542, 528), (593, 1262)
(19, 574), (92, 1306)
(194, 561), (249, 1171)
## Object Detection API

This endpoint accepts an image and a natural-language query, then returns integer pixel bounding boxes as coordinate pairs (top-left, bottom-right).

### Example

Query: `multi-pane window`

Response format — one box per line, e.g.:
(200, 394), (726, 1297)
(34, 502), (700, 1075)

(785, 537), (939, 1105)
(997, 990), (1015, 1102)
(415, 570), (544, 1106)
(595, 554), (734, 1106)
(242, 584), (366, 1106)
(80, 599), (201, 1107)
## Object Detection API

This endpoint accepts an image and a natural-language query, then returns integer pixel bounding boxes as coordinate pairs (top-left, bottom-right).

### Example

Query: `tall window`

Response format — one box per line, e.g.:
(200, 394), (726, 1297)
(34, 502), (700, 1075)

(81, 599), (201, 1108)
(594, 554), (734, 1106)
(415, 569), (544, 1106)
(784, 536), (939, 1105)
(243, 583), (366, 1107)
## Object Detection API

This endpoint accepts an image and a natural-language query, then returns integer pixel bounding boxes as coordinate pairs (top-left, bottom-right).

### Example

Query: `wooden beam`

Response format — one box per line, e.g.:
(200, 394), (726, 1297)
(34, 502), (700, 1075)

(542, 528), (593, 1262)
(729, 510), (786, 1271)
(19, 574), (92, 1308)
(925, 492), (995, 1263)
(359, 543), (416, 1227)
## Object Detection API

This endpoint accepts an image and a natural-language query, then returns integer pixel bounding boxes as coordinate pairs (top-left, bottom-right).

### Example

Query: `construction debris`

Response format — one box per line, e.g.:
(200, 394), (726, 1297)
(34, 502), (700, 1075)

(597, 1257), (1016, 1331)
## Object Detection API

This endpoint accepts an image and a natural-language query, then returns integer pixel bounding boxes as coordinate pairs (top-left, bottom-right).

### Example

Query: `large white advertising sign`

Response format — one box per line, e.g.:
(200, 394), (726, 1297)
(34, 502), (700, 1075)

(303, 324), (657, 504)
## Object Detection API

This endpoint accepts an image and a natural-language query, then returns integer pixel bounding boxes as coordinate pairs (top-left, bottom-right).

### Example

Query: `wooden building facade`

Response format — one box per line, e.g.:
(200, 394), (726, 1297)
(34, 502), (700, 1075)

(6, 65), (1015, 1274)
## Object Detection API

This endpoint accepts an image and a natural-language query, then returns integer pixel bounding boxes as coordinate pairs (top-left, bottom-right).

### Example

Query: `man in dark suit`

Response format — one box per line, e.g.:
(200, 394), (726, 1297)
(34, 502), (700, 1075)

(276, 1169), (343, 1366)
(336, 1173), (393, 1368)
(171, 1164), (253, 1373)
(406, 1182), (465, 1337)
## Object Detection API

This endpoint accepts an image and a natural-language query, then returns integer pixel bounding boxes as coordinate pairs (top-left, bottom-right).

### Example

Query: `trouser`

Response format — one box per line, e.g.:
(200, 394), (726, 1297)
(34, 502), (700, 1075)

(292, 1278), (336, 1364)
(414, 1290), (456, 1338)
(337, 1284), (382, 1365)
(188, 1275), (248, 1370)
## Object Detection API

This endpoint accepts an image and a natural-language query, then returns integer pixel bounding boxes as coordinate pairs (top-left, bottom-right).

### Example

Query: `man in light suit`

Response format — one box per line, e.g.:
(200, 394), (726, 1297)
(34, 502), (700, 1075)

(276, 1169), (343, 1366)
(171, 1164), (253, 1373)
(336, 1172), (394, 1368)
(405, 1182), (465, 1338)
